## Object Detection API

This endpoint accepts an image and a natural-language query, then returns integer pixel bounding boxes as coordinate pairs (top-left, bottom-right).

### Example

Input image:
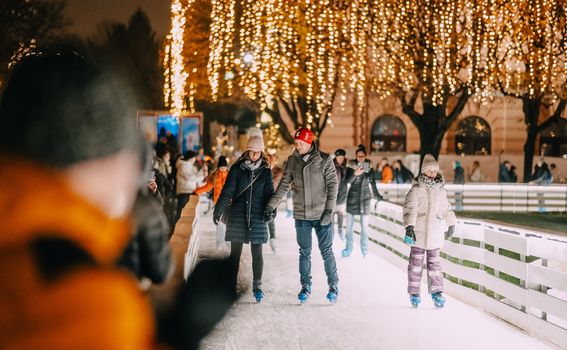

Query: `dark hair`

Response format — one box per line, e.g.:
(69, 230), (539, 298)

(355, 147), (366, 156)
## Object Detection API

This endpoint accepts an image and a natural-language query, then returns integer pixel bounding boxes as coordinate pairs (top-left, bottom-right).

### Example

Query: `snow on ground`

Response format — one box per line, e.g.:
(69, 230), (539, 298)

(196, 208), (555, 350)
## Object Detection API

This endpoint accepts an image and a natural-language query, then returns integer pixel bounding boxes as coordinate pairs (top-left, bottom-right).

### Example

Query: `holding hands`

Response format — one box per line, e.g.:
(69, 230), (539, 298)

(264, 207), (277, 222)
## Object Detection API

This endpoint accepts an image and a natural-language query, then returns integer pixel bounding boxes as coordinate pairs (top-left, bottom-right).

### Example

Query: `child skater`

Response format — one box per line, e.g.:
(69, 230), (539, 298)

(402, 154), (456, 308)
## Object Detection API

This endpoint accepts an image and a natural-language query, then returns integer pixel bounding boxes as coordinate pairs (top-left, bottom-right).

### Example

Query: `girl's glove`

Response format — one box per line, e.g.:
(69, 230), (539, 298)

(404, 225), (416, 245)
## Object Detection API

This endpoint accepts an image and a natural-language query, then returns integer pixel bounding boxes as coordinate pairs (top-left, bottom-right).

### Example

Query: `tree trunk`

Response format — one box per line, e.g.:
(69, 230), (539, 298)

(521, 97), (541, 182)
(419, 103), (447, 161)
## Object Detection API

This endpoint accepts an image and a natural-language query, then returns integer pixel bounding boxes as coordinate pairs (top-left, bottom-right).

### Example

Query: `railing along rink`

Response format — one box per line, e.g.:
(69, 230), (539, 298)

(376, 183), (567, 212)
(367, 200), (567, 349)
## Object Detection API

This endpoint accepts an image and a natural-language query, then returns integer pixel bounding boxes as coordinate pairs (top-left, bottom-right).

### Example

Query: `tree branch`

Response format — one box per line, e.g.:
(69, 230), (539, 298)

(445, 90), (470, 128)
(400, 90), (422, 128)
(537, 99), (567, 133)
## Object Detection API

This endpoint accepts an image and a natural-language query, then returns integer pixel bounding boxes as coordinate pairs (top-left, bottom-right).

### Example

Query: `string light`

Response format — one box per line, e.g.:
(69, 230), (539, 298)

(169, 0), (565, 127)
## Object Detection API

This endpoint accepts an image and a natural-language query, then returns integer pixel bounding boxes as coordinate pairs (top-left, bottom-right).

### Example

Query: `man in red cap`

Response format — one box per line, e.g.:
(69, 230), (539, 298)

(265, 127), (339, 304)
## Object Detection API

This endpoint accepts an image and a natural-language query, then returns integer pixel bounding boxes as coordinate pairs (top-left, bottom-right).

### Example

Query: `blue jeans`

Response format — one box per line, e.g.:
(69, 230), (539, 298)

(295, 219), (339, 289)
(346, 213), (368, 254)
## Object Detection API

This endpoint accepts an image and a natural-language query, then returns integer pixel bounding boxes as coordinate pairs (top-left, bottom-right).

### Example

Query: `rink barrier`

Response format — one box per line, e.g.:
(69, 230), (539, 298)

(376, 183), (567, 212)
(366, 200), (567, 349)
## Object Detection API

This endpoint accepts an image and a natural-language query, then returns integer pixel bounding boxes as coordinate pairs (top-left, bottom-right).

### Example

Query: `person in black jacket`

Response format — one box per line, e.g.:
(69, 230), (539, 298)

(392, 159), (414, 184)
(213, 129), (274, 302)
(119, 143), (173, 286)
(342, 146), (382, 258)
(498, 161), (513, 183)
(333, 149), (348, 241)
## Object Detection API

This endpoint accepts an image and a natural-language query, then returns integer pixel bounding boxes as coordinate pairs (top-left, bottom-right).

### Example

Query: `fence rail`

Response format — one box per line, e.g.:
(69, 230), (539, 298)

(376, 183), (567, 212)
(368, 200), (567, 349)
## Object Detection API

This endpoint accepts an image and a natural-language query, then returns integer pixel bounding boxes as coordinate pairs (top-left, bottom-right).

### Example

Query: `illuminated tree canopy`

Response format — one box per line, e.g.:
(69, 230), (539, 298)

(166, 0), (565, 160)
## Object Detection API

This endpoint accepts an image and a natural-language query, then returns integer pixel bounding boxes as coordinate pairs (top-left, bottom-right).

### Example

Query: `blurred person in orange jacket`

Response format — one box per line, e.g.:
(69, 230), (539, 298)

(0, 48), (154, 349)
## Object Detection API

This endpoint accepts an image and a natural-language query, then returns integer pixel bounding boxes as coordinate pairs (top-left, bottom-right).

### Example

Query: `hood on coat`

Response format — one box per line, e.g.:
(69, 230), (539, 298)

(0, 156), (131, 265)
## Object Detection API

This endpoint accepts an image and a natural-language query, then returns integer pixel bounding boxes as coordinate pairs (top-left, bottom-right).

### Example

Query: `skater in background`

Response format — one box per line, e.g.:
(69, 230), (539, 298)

(213, 129), (273, 302)
(195, 156), (230, 250)
(403, 154), (456, 308)
(176, 150), (206, 223)
(469, 160), (484, 182)
(377, 158), (393, 183)
(453, 160), (465, 211)
(267, 154), (284, 254)
(342, 146), (382, 258)
(333, 148), (348, 241)
(392, 159), (413, 184)
(265, 127), (339, 304)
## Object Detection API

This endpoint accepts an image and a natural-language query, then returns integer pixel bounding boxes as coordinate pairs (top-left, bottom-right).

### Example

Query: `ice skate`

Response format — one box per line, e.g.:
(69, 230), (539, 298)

(327, 287), (338, 303)
(410, 294), (421, 308)
(341, 248), (352, 257)
(254, 289), (265, 303)
(298, 286), (311, 304)
(431, 292), (445, 308)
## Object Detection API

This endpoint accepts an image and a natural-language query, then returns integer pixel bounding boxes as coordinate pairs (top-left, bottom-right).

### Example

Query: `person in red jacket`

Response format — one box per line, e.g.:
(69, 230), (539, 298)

(195, 156), (230, 250)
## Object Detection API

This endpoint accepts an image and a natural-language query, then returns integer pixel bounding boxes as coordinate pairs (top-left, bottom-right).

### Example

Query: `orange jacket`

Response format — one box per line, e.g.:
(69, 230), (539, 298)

(0, 157), (154, 350)
(194, 169), (228, 204)
(381, 165), (393, 183)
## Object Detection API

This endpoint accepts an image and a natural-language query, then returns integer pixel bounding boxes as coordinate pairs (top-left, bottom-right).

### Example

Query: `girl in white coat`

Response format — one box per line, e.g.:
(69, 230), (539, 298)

(402, 154), (456, 308)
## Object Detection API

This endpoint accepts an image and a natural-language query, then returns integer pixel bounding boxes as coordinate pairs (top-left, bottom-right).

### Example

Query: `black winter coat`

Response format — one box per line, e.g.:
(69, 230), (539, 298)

(118, 191), (172, 283)
(346, 160), (381, 215)
(214, 160), (273, 244)
(394, 165), (413, 184)
(334, 159), (348, 205)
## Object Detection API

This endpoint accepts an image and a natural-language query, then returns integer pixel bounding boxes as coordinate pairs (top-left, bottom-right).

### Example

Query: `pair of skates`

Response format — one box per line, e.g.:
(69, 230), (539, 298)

(298, 286), (338, 304)
(251, 287), (338, 304)
(410, 292), (445, 308)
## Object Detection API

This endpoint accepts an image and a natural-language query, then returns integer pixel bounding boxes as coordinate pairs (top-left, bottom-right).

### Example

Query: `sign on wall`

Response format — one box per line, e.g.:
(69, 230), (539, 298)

(137, 110), (203, 154)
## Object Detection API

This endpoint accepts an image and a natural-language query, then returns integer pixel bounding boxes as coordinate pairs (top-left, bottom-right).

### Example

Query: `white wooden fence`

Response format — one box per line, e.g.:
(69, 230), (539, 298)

(376, 183), (567, 212)
(368, 200), (567, 349)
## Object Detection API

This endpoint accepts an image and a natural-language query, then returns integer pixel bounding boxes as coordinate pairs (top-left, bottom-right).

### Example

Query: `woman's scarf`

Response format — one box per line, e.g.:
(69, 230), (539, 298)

(418, 173), (445, 189)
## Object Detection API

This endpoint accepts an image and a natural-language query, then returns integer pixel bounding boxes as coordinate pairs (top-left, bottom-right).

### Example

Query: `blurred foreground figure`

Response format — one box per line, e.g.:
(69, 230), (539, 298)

(0, 50), (153, 349)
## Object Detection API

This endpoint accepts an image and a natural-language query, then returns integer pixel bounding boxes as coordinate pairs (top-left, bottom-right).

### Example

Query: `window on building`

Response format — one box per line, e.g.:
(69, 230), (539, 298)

(455, 116), (491, 155)
(371, 115), (406, 153)
(540, 118), (567, 157)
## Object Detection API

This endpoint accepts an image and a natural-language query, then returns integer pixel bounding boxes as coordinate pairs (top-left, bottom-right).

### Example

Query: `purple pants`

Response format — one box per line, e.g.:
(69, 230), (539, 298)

(407, 246), (443, 295)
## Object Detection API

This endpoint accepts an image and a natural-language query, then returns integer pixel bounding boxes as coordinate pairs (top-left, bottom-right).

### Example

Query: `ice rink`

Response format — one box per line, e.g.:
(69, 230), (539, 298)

(196, 208), (554, 350)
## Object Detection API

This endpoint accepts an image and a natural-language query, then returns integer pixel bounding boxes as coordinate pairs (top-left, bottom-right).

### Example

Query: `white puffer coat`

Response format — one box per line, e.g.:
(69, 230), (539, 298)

(402, 176), (457, 250)
(176, 158), (204, 194)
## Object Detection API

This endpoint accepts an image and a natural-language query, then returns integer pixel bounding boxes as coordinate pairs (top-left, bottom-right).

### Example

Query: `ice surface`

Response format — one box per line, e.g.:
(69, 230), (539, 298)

(196, 210), (554, 350)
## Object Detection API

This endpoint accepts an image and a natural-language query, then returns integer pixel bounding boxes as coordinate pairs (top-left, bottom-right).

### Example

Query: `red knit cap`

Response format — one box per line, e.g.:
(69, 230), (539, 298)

(294, 127), (314, 144)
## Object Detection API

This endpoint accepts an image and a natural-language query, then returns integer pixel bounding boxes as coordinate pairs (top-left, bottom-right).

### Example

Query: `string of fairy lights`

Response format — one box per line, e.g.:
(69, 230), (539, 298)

(165, 0), (566, 134)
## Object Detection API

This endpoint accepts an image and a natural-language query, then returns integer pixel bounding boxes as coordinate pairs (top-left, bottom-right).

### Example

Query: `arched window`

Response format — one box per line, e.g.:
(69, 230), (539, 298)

(371, 115), (406, 153)
(540, 118), (567, 157)
(455, 116), (491, 155)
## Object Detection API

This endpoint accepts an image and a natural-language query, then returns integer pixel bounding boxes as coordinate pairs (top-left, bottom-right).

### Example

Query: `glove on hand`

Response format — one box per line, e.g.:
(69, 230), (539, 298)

(444, 225), (455, 239)
(320, 209), (333, 226)
(404, 225), (416, 245)
(213, 215), (220, 226)
(264, 207), (276, 222)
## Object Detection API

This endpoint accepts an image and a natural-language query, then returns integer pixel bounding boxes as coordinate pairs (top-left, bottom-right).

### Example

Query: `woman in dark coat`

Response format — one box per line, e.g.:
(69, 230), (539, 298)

(333, 149), (348, 241)
(213, 129), (273, 302)
(342, 146), (382, 258)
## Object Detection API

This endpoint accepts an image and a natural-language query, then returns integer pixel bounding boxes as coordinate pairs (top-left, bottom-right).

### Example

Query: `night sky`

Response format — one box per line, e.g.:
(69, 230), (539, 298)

(65, 0), (171, 39)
